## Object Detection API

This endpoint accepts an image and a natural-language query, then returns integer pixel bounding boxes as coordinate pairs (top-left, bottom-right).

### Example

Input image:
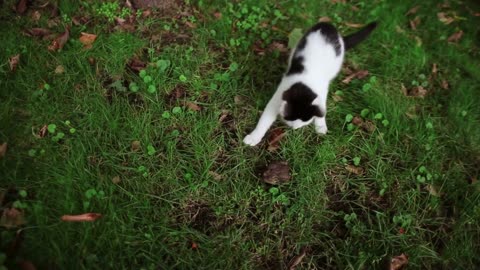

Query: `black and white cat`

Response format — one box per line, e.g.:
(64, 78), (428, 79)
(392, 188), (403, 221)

(243, 22), (377, 146)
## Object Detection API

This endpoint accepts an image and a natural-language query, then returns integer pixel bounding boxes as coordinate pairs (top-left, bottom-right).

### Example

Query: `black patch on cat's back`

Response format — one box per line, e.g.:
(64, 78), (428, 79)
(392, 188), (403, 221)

(295, 22), (342, 56)
(287, 56), (304, 75)
(282, 82), (323, 121)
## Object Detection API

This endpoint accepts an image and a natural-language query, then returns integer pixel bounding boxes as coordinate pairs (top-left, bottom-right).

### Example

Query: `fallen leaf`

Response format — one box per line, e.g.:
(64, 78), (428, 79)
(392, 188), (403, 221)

(441, 79), (449, 90)
(131, 140), (141, 151)
(318, 16), (332, 22)
(267, 128), (286, 152)
(389, 253), (408, 270)
(437, 12), (455, 25)
(38, 125), (48, 138)
(432, 63), (438, 76)
(398, 227), (405, 234)
(128, 58), (146, 72)
(345, 22), (364, 28)
(191, 242), (198, 249)
(270, 41), (288, 53)
(218, 110), (230, 123)
(288, 247), (308, 270)
(141, 9), (152, 17)
(0, 143), (7, 158)
(16, 0), (28, 14)
(31, 10), (41, 21)
(426, 184), (441, 197)
(54, 65), (65, 74)
(72, 16), (89, 26)
(406, 5), (420, 16)
(409, 16), (421, 30)
(234, 95), (245, 105)
(214, 11), (222, 19)
(345, 165), (364, 175)
(404, 86), (427, 98)
(475, 13), (480, 17)
(23, 28), (52, 38)
(79, 32), (97, 49)
(361, 120), (376, 133)
(61, 213), (102, 222)
(9, 54), (20, 72)
(185, 101), (202, 111)
(208, 171), (223, 181)
(114, 17), (136, 32)
(184, 21), (196, 29)
(342, 70), (369, 84)
(88, 57), (96, 65)
(262, 161), (291, 185)
(48, 27), (70, 51)
(447, 30), (463, 43)
(112, 176), (121, 184)
(352, 116), (364, 126)
(0, 208), (26, 228)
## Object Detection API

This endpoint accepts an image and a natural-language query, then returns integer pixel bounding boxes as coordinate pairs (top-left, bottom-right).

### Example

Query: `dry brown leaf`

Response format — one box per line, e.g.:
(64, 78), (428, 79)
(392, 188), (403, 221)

(131, 140), (141, 151)
(352, 116), (364, 126)
(270, 41), (288, 53)
(267, 128), (286, 152)
(342, 70), (369, 84)
(218, 110), (230, 123)
(389, 253), (408, 270)
(406, 5), (420, 16)
(437, 12), (455, 25)
(345, 165), (364, 175)
(208, 171), (223, 181)
(9, 54), (20, 72)
(184, 21), (196, 29)
(409, 16), (421, 30)
(112, 176), (121, 184)
(405, 86), (427, 98)
(0, 143), (7, 159)
(288, 247), (308, 270)
(48, 27), (70, 51)
(318, 16), (332, 22)
(114, 17), (136, 32)
(128, 58), (146, 72)
(0, 208), (26, 228)
(38, 125), (48, 138)
(447, 30), (463, 43)
(432, 63), (438, 76)
(185, 101), (202, 111)
(61, 213), (102, 222)
(31, 10), (41, 21)
(345, 22), (364, 28)
(475, 13), (480, 17)
(24, 28), (52, 38)
(263, 161), (291, 185)
(441, 79), (449, 90)
(234, 95), (245, 105)
(16, 0), (28, 14)
(426, 184), (441, 197)
(361, 120), (376, 133)
(72, 16), (89, 26)
(79, 32), (97, 49)
(55, 65), (65, 74)
(214, 11), (222, 19)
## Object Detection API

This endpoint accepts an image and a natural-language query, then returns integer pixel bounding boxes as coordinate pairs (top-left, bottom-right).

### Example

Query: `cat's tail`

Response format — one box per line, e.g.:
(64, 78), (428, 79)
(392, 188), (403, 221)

(343, 22), (377, 51)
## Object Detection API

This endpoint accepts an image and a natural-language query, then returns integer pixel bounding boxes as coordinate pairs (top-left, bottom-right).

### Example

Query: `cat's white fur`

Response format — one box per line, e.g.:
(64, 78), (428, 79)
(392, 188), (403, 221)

(243, 29), (345, 146)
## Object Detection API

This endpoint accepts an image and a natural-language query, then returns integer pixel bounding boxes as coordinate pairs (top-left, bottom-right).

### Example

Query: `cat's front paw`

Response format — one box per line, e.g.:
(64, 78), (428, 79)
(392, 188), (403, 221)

(315, 125), (328, 135)
(243, 134), (262, 146)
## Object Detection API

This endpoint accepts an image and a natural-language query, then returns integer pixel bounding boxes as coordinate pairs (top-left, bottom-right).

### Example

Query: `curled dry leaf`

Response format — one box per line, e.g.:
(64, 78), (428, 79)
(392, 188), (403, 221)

(79, 32), (97, 49)
(389, 253), (408, 270)
(184, 21), (196, 29)
(0, 143), (7, 158)
(441, 79), (449, 90)
(131, 140), (141, 151)
(55, 65), (65, 74)
(61, 213), (102, 222)
(409, 16), (421, 30)
(112, 176), (121, 184)
(437, 12), (455, 25)
(432, 63), (438, 76)
(404, 86), (427, 98)
(267, 128), (286, 152)
(24, 28), (52, 38)
(318, 16), (332, 22)
(447, 30), (463, 43)
(208, 171), (223, 181)
(128, 58), (147, 72)
(406, 5), (420, 16)
(214, 11), (222, 19)
(31, 10), (41, 21)
(288, 247), (308, 270)
(48, 27), (70, 51)
(9, 54), (20, 72)
(38, 125), (48, 138)
(270, 41), (288, 53)
(342, 70), (369, 84)
(185, 101), (202, 112)
(352, 116), (364, 126)
(0, 208), (26, 228)
(345, 22), (364, 28)
(16, 0), (28, 15)
(262, 161), (291, 185)
(345, 164), (364, 175)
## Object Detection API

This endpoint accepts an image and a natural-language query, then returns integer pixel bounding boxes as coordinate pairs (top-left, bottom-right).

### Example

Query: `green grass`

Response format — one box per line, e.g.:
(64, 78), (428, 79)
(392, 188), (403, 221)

(1, 0), (480, 269)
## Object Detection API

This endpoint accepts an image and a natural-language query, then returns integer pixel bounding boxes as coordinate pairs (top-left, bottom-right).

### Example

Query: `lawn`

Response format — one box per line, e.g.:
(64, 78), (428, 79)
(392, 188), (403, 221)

(1, 0), (480, 269)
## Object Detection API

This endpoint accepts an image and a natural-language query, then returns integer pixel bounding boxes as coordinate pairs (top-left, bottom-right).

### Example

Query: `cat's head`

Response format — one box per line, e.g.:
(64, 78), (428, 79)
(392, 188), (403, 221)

(280, 82), (323, 129)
